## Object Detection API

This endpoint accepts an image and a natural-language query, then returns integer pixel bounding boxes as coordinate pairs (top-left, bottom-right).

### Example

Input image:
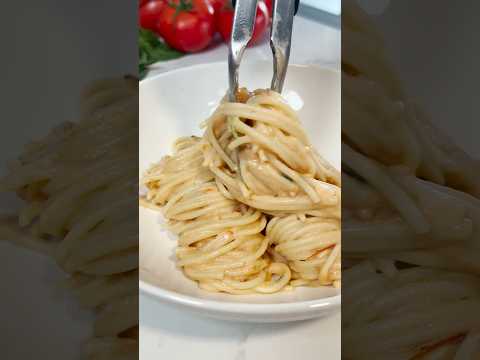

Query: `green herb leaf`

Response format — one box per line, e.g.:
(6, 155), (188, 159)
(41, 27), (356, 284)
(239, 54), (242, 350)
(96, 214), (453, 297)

(139, 63), (147, 80)
(139, 29), (184, 79)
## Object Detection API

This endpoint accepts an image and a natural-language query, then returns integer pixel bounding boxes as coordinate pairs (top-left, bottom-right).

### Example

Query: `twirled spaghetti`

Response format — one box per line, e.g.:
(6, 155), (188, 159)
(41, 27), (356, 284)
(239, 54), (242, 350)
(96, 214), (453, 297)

(342, 0), (480, 358)
(203, 90), (341, 215)
(141, 89), (341, 294)
(0, 77), (138, 360)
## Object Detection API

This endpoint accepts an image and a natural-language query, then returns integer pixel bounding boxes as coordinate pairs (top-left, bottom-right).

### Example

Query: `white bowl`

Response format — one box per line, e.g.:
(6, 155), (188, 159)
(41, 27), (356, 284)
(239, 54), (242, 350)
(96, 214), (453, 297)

(139, 61), (341, 323)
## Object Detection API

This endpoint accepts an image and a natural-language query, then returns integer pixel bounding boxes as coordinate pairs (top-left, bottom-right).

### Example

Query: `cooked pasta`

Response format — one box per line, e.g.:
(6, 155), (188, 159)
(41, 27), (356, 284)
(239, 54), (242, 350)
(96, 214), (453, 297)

(202, 90), (341, 214)
(0, 76), (138, 359)
(342, 0), (480, 358)
(266, 215), (341, 288)
(343, 262), (480, 360)
(141, 89), (341, 294)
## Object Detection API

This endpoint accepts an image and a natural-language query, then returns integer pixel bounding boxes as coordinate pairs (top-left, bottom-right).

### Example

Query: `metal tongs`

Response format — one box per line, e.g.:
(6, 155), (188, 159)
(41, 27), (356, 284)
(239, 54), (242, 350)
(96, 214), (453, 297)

(228, 0), (299, 101)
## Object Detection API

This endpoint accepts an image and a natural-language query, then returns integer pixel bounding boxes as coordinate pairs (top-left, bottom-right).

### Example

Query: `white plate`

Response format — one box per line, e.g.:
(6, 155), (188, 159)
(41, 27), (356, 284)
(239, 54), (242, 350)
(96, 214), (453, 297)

(139, 61), (341, 323)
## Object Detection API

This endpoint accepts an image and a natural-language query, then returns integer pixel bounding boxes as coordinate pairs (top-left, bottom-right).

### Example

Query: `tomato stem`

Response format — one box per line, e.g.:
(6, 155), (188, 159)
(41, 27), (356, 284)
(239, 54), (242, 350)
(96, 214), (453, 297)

(168, 0), (192, 12)
(167, 0), (192, 24)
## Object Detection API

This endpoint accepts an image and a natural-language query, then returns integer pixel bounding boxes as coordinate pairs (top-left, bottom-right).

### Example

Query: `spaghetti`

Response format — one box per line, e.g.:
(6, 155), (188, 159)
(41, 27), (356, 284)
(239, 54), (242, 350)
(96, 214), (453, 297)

(141, 89), (341, 293)
(342, 0), (480, 358)
(0, 76), (139, 360)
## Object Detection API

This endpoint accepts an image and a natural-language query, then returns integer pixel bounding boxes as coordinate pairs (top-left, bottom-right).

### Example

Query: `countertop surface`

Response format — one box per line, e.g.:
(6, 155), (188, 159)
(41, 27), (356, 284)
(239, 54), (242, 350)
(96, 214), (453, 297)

(140, 14), (341, 360)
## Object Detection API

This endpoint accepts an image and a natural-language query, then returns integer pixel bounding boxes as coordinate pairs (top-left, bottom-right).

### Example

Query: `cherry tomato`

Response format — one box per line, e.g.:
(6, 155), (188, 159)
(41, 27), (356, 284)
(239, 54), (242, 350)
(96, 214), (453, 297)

(157, 0), (215, 53)
(205, 0), (226, 14)
(217, 1), (269, 46)
(139, 0), (166, 31)
(139, 0), (150, 7)
(263, 0), (273, 16)
(216, 8), (233, 42)
(168, 0), (214, 16)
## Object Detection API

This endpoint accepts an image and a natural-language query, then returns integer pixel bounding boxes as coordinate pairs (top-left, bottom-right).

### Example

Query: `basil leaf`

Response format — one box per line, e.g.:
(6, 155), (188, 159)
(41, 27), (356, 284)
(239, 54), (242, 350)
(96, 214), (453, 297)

(139, 29), (183, 79)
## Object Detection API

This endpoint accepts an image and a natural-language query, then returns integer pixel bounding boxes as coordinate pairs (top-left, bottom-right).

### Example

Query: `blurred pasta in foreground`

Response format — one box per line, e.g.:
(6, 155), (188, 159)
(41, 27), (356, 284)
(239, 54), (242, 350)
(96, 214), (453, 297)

(0, 77), (138, 359)
(342, 0), (480, 358)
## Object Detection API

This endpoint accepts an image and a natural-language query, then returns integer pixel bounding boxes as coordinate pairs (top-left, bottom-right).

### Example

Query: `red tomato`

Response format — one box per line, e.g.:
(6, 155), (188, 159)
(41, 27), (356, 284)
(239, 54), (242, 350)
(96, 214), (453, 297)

(157, 0), (215, 53)
(168, 0), (215, 16)
(205, 0), (226, 14)
(263, 0), (273, 16)
(139, 0), (150, 7)
(217, 1), (269, 46)
(139, 0), (166, 31)
(216, 9), (233, 42)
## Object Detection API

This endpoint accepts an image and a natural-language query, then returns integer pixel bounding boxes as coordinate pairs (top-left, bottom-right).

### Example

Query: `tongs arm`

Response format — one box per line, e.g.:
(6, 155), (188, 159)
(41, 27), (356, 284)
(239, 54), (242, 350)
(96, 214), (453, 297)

(228, 0), (299, 100)
(270, 0), (298, 92)
(228, 0), (259, 101)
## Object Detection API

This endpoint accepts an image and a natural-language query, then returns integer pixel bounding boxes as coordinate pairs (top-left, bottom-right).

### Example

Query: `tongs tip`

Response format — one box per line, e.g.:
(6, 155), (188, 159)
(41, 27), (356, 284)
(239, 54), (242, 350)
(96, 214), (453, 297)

(228, 0), (298, 100)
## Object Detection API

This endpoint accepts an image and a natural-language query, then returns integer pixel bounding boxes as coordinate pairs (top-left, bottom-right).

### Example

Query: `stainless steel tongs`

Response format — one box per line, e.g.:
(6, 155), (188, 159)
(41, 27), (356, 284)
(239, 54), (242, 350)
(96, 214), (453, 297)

(228, 0), (299, 101)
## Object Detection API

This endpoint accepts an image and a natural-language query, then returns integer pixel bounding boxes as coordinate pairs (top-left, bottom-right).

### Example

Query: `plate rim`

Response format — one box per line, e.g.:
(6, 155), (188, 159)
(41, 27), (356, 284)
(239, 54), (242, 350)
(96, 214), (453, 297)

(140, 60), (340, 87)
(139, 61), (341, 318)
(140, 277), (341, 315)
